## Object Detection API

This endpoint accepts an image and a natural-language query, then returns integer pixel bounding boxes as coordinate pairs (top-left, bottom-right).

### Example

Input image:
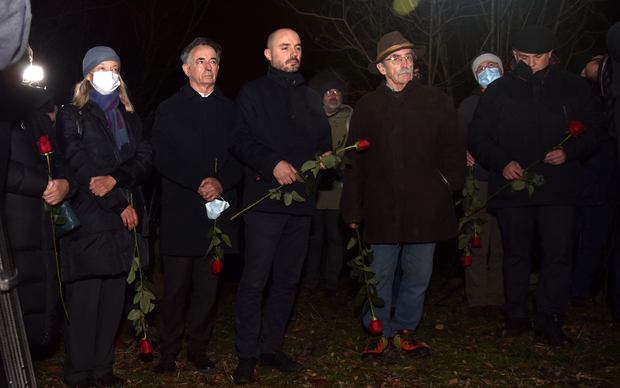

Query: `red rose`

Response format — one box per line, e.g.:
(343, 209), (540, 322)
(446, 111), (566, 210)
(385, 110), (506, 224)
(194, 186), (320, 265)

(471, 236), (482, 248)
(355, 138), (370, 150)
(211, 259), (223, 274)
(568, 120), (585, 137)
(368, 317), (383, 334)
(139, 339), (153, 354)
(37, 136), (52, 154)
(462, 255), (472, 267)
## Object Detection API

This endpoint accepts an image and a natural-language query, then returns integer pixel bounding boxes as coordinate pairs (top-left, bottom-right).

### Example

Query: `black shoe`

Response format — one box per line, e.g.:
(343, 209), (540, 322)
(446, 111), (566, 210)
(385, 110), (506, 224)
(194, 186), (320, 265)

(258, 350), (304, 373)
(156, 353), (177, 373)
(97, 373), (123, 387)
(485, 305), (503, 321)
(469, 306), (486, 319)
(187, 351), (215, 370)
(496, 317), (532, 338)
(535, 315), (572, 348)
(571, 296), (593, 309)
(233, 357), (257, 385)
(67, 377), (97, 388)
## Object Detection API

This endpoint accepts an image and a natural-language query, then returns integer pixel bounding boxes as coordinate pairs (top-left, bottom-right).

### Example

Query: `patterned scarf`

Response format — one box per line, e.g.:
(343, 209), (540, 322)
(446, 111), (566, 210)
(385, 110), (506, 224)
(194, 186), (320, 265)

(89, 91), (130, 150)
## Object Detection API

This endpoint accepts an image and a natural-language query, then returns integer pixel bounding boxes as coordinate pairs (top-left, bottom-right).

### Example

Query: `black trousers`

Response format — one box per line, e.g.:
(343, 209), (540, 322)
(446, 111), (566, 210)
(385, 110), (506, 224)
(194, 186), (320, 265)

(235, 211), (311, 359)
(158, 254), (219, 357)
(63, 276), (126, 384)
(497, 205), (578, 323)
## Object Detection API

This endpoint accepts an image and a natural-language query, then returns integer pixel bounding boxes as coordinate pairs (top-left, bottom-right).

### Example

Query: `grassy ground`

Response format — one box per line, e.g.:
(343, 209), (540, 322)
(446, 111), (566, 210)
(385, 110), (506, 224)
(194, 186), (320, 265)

(33, 258), (620, 387)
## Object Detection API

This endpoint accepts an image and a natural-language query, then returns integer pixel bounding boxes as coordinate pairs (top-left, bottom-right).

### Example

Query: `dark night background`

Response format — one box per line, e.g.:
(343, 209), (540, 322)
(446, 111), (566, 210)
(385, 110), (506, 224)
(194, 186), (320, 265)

(29, 0), (328, 115)
(28, 0), (620, 117)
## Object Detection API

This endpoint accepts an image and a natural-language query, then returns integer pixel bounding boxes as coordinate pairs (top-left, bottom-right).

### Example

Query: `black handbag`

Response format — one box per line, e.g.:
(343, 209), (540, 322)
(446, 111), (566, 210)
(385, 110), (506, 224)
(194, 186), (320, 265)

(55, 200), (81, 238)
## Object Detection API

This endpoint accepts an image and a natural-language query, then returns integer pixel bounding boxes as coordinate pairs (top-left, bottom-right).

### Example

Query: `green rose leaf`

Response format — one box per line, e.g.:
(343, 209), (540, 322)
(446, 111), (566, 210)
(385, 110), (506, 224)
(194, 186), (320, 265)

(372, 297), (385, 308)
(528, 184), (535, 199)
(301, 160), (317, 172)
(221, 233), (232, 247)
(347, 237), (357, 250)
(511, 179), (526, 191)
(206, 226), (215, 239)
(340, 155), (352, 166)
(354, 290), (367, 306)
(283, 192), (293, 206)
(291, 191), (305, 203)
(127, 308), (141, 321)
(140, 296), (151, 314)
(127, 270), (135, 284)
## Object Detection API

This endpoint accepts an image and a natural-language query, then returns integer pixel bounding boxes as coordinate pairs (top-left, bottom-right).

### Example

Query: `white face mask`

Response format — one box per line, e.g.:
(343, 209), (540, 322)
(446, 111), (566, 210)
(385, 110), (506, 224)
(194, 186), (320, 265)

(91, 71), (120, 95)
(205, 197), (230, 220)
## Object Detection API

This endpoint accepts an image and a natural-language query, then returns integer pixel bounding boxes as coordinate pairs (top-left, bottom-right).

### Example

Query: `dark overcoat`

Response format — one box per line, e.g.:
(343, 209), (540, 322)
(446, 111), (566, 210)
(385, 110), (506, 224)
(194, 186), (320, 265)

(467, 58), (606, 208)
(56, 99), (152, 282)
(229, 65), (332, 216)
(340, 79), (465, 244)
(5, 86), (77, 344)
(151, 84), (243, 256)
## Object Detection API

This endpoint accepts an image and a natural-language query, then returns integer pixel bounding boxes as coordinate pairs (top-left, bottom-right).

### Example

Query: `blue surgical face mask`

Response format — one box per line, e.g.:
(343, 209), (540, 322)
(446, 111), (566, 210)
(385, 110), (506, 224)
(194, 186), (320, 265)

(477, 68), (502, 88)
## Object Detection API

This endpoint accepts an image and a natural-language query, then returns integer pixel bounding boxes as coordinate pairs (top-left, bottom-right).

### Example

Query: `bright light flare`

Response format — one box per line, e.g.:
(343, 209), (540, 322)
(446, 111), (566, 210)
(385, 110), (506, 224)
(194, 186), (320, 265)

(392, 0), (421, 16)
(23, 65), (44, 82)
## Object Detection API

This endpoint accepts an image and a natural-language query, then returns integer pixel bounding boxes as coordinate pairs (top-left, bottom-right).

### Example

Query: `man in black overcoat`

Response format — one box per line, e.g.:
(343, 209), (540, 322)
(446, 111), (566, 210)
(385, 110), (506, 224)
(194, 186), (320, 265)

(468, 25), (605, 347)
(229, 28), (332, 385)
(151, 37), (243, 372)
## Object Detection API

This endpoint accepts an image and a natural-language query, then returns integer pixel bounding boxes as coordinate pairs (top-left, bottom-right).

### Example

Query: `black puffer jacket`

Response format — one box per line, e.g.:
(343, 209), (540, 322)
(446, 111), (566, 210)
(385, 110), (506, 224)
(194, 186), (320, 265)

(56, 99), (152, 282)
(4, 85), (77, 344)
(467, 57), (606, 208)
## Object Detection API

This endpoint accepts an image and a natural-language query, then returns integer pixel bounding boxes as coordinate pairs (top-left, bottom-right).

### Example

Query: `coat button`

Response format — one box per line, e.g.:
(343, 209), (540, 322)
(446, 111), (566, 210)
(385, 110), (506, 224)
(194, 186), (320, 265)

(291, 115), (295, 119)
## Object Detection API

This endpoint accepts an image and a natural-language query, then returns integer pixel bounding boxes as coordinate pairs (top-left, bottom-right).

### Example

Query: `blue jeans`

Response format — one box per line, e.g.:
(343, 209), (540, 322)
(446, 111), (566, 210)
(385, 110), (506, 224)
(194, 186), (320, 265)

(363, 243), (435, 338)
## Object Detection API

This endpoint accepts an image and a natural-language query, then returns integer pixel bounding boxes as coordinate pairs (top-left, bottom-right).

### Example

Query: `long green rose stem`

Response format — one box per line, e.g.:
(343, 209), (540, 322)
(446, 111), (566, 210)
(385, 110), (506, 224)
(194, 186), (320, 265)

(133, 224), (147, 340)
(466, 133), (572, 218)
(230, 161), (319, 221)
(130, 194), (148, 340)
(356, 226), (378, 319)
(45, 153), (68, 320)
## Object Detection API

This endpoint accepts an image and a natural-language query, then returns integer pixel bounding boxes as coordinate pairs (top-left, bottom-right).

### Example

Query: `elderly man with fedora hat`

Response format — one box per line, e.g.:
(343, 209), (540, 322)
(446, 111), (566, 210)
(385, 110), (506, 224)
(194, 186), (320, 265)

(468, 26), (605, 347)
(340, 31), (465, 361)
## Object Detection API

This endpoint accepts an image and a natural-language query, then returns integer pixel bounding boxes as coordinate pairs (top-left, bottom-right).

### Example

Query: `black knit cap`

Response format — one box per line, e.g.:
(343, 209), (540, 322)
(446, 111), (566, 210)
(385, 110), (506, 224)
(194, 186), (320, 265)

(571, 50), (604, 74)
(320, 81), (343, 96)
(512, 25), (556, 54)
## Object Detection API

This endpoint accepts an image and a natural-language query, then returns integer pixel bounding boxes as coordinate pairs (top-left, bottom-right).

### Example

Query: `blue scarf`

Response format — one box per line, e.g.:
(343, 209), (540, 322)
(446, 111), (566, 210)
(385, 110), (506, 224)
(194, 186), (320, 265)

(89, 91), (130, 150)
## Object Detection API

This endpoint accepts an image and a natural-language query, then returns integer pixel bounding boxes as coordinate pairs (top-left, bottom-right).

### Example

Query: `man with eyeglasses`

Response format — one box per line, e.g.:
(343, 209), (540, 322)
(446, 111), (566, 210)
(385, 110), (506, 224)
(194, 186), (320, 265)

(303, 81), (353, 297)
(468, 25), (605, 347)
(457, 53), (506, 321)
(340, 31), (465, 361)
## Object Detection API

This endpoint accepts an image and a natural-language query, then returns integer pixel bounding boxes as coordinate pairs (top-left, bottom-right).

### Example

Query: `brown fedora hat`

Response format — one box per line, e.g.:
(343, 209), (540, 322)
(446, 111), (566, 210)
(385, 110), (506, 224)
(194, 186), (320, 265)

(368, 31), (426, 74)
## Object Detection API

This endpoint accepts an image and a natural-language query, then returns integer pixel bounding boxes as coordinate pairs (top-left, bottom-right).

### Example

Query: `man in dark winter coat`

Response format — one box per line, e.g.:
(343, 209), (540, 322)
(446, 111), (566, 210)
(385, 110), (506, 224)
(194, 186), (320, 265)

(340, 31), (465, 361)
(468, 25), (605, 347)
(606, 20), (620, 329)
(152, 37), (243, 373)
(229, 28), (332, 385)
(569, 51), (618, 308)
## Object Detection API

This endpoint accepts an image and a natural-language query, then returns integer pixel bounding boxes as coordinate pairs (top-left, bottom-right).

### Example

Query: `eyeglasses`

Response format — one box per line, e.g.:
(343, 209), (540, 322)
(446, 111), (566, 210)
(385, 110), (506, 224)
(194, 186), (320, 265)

(325, 90), (341, 96)
(476, 64), (500, 75)
(384, 54), (416, 65)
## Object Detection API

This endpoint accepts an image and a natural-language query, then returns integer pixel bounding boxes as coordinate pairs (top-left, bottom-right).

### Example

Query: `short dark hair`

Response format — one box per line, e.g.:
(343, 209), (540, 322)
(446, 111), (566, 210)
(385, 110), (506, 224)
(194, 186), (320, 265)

(180, 37), (222, 65)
